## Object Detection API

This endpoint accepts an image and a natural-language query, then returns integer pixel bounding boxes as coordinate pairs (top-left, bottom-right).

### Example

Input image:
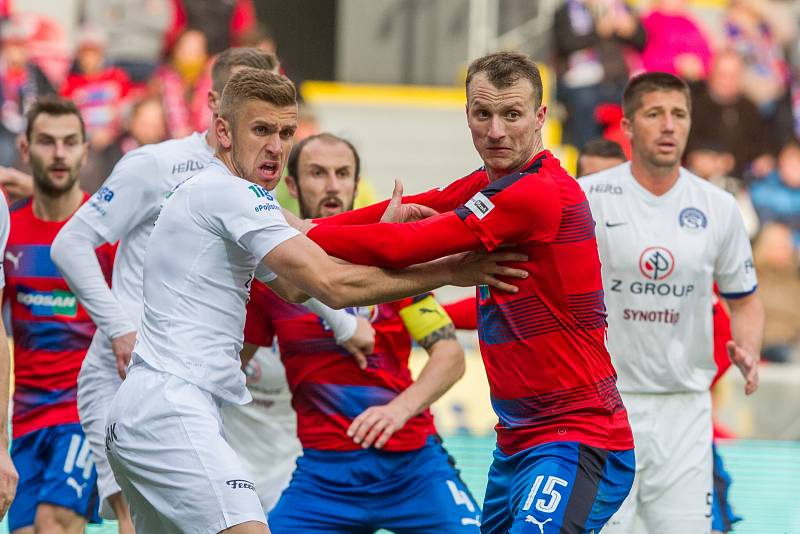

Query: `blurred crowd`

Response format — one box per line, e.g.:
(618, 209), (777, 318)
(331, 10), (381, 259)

(0, 0), (277, 193)
(1, 0), (799, 363)
(554, 0), (800, 363)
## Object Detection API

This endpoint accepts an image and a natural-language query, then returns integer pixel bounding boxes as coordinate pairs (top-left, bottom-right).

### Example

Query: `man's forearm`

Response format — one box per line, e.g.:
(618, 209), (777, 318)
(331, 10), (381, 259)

(52, 219), (134, 338)
(0, 324), (11, 448)
(308, 212), (481, 269)
(728, 293), (765, 358)
(390, 337), (464, 418)
(326, 261), (456, 309)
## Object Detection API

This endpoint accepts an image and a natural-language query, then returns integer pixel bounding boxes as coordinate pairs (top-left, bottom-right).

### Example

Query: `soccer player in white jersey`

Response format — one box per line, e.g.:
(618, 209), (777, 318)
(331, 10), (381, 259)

(0, 198), (17, 520)
(580, 72), (764, 534)
(102, 69), (525, 534)
(49, 48), (286, 531)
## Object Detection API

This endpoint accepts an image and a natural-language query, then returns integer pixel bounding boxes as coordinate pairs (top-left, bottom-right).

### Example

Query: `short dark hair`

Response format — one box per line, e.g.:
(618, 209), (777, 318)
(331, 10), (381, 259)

(218, 69), (296, 124)
(580, 138), (627, 161)
(211, 47), (279, 93)
(25, 96), (86, 141)
(288, 133), (361, 181)
(622, 72), (691, 118)
(466, 51), (543, 108)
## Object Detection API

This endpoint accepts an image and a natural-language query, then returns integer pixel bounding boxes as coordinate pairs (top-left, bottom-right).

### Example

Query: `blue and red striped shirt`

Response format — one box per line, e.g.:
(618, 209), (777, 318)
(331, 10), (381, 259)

(4, 196), (114, 439)
(308, 151), (634, 454)
(244, 282), (437, 452)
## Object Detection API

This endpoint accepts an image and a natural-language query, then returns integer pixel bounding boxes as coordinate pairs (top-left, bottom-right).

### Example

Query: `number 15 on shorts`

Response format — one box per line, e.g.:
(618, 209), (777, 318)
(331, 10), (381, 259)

(523, 475), (568, 514)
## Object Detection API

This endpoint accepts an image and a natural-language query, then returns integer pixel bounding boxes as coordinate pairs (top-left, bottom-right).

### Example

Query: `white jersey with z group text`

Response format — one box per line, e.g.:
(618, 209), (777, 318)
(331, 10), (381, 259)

(581, 163), (757, 393)
(133, 158), (299, 404)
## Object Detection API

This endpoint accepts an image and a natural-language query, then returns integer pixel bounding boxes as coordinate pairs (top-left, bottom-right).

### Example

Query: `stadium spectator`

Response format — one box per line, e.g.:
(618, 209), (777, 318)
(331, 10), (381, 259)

(640, 0), (714, 81)
(581, 72), (763, 533)
(79, 96), (168, 194)
(751, 222), (800, 363)
(749, 137), (800, 247)
(553, 0), (645, 149)
(6, 96), (109, 533)
(170, 0), (257, 56)
(576, 137), (626, 177)
(687, 49), (776, 181)
(0, 198), (17, 521)
(153, 28), (208, 139)
(61, 27), (133, 152)
(724, 0), (794, 113)
(686, 141), (760, 238)
(82, 0), (173, 84)
(0, 18), (55, 166)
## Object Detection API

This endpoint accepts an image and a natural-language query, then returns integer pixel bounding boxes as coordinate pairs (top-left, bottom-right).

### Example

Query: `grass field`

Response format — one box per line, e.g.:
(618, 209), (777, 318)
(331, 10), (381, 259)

(3, 436), (798, 533)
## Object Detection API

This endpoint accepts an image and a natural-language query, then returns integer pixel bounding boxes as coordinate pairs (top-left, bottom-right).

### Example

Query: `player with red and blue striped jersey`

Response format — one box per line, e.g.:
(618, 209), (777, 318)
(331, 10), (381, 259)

(252, 133), (481, 532)
(5, 98), (110, 532)
(294, 52), (635, 533)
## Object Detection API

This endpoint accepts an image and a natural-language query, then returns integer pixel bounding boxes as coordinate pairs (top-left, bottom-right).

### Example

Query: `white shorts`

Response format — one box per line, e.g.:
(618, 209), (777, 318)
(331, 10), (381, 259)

(602, 391), (713, 534)
(77, 336), (123, 519)
(105, 360), (266, 534)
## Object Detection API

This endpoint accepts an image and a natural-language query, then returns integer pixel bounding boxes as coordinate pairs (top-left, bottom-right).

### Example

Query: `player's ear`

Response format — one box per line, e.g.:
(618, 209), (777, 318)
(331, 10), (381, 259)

(535, 104), (547, 131)
(284, 174), (300, 199)
(214, 116), (233, 149)
(621, 117), (633, 142)
(18, 136), (30, 164)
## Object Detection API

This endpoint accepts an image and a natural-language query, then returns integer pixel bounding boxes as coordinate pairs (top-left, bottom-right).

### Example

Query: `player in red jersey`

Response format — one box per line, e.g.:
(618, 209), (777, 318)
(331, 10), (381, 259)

(288, 51), (635, 533)
(249, 133), (481, 532)
(4, 98), (111, 532)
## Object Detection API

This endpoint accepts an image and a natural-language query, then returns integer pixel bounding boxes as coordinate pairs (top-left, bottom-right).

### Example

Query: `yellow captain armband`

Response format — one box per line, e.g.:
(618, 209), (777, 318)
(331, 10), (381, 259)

(398, 295), (453, 343)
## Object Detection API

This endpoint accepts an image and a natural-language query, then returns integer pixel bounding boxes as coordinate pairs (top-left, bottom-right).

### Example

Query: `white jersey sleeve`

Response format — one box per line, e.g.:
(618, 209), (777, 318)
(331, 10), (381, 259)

(52, 217), (135, 339)
(196, 181), (299, 271)
(714, 199), (757, 298)
(75, 150), (163, 243)
(0, 199), (9, 289)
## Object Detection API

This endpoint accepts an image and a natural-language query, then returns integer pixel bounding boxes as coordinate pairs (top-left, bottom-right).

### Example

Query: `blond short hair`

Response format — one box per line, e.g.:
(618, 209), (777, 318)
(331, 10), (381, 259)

(219, 69), (296, 125)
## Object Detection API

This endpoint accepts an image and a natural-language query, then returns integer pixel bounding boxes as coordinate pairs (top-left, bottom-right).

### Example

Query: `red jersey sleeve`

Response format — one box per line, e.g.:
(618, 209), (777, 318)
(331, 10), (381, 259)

(313, 169), (487, 226)
(443, 296), (477, 330)
(244, 280), (276, 347)
(453, 170), (561, 251)
(307, 211), (483, 269)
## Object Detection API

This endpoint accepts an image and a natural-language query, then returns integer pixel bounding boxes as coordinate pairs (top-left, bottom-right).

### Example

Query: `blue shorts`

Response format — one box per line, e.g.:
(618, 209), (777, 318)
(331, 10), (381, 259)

(269, 436), (481, 533)
(711, 444), (742, 532)
(482, 441), (635, 534)
(8, 423), (101, 531)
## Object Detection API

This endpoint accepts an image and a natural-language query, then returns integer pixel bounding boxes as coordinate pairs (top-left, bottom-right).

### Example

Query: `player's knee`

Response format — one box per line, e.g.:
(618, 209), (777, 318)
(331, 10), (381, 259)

(33, 503), (85, 534)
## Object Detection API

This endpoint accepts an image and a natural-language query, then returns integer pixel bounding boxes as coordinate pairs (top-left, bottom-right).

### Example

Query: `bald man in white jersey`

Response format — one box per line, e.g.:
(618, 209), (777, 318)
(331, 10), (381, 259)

(50, 48), (373, 530)
(580, 72), (764, 534)
(102, 69), (525, 534)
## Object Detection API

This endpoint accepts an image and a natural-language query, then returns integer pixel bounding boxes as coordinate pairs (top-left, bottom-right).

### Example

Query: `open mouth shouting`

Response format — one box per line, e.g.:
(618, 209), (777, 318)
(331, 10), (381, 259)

(318, 196), (344, 216)
(258, 160), (280, 182)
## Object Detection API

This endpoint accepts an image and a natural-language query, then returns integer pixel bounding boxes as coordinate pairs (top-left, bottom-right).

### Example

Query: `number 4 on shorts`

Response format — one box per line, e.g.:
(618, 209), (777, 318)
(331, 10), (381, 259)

(522, 475), (569, 514)
(446, 480), (476, 512)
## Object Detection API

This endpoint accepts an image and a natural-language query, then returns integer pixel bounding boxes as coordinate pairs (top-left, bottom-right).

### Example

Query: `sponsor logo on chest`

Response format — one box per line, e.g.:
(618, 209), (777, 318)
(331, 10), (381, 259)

(17, 289), (78, 317)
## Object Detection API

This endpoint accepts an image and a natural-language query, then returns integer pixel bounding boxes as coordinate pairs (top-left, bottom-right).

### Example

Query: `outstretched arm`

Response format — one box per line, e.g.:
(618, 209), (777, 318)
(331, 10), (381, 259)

(307, 211), (484, 269)
(262, 233), (526, 310)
